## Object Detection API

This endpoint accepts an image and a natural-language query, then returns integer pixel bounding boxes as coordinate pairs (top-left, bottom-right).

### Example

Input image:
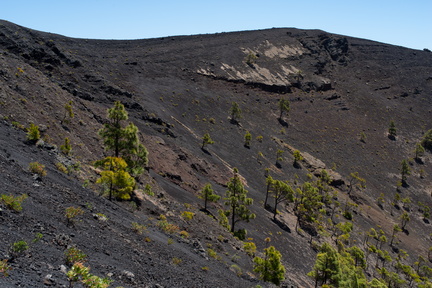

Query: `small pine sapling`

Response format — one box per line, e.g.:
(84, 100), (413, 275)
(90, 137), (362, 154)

(26, 123), (40, 143)
(201, 133), (214, 150)
(229, 102), (242, 124)
(198, 183), (220, 211)
(400, 159), (411, 187)
(60, 137), (72, 155)
(244, 131), (252, 148)
(278, 97), (290, 122)
(388, 120), (397, 140)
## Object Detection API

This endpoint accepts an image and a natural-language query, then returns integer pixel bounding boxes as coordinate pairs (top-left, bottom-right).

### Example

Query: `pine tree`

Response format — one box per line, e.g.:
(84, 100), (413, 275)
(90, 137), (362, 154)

(26, 123), (40, 143)
(98, 101), (148, 177)
(95, 157), (135, 201)
(224, 168), (255, 233)
(347, 172), (366, 195)
(400, 211), (410, 231)
(229, 102), (242, 124)
(293, 150), (303, 168)
(60, 137), (72, 155)
(264, 175), (274, 209)
(198, 183), (220, 211)
(253, 245), (286, 286)
(98, 101), (129, 157)
(244, 131), (252, 148)
(421, 129), (432, 151)
(278, 98), (290, 121)
(62, 100), (74, 124)
(271, 180), (294, 220)
(415, 142), (425, 161)
(308, 243), (341, 287)
(388, 120), (397, 139)
(201, 132), (214, 149)
(400, 159), (411, 186)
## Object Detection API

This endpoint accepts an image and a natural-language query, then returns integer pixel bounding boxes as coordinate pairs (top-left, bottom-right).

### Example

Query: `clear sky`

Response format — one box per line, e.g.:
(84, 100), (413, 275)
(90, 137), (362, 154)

(1, 0), (431, 50)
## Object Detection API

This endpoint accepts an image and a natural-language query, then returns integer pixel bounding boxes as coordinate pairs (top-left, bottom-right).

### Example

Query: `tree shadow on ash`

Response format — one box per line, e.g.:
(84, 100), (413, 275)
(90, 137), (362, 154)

(271, 218), (291, 233)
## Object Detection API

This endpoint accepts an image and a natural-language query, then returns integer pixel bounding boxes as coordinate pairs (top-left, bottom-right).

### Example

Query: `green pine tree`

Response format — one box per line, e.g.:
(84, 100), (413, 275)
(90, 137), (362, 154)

(388, 120), (397, 139)
(229, 102), (242, 124)
(98, 101), (148, 177)
(201, 132), (214, 149)
(95, 157), (136, 201)
(198, 183), (220, 211)
(278, 98), (290, 121)
(253, 245), (286, 286)
(244, 131), (252, 148)
(224, 168), (255, 233)
(400, 159), (411, 186)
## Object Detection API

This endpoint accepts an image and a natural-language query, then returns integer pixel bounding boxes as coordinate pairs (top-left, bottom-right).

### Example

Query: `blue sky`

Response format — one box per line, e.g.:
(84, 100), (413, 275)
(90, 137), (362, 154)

(1, 1), (431, 50)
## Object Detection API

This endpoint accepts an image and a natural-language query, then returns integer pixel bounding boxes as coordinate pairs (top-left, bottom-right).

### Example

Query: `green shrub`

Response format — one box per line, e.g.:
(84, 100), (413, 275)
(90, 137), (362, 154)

(245, 52), (257, 66)
(60, 137), (72, 155)
(0, 194), (28, 212)
(65, 206), (84, 225)
(29, 162), (47, 177)
(26, 123), (40, 142)
(131, 222), (147, 234)
(32, 232), (43, 243)
(171, 257), (182, 265)
(55, 162), (68, 174)
(144, 184), (154, 196)
(181, 211), (195, 221)
(207, 248), (221, 260)
(157, 215), (180, 234)
(65, 247), (87, 265)
(0, 259), (11, 277)
(10, 240), (29, 258)
(179, 230), (190, 238)
(67, 262), (112, 288)
(11, 121), (25, 130)
(243, 241), (257, 257)
(421, 129), (432, 151)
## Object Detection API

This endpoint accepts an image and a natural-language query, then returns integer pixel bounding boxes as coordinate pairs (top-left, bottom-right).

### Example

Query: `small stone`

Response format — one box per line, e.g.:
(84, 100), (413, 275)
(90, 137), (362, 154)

(43, 274), (54, 285)
(60, 265), (67, 274)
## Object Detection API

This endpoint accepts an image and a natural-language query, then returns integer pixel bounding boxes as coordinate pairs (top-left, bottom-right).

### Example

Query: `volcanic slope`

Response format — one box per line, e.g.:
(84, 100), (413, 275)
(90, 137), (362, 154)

(0, 20), (431, 287)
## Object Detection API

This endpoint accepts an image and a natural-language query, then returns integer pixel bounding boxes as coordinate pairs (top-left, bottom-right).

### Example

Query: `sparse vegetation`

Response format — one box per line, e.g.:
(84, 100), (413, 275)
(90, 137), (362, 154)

(1, 22), (432, 288)
(388, 120), (397, 139)
(245, 51), (257, 66)
(254, 245), (286, 286)
(67, 262), (112, 288)
(278, 97), (290, 121)
(60, 137), (72, 155)
(244, 130), (252, 148)
(223, 168), (256, 234)
(400, 159), (411, 186)
(421, 129), (432, 151)
(198, 183), (220, 211)
(98, 101), (148, 177)
(28, 162), (47, 177)
(95, 157), (135, 201)
(26, 123), (40, 143)
(62, 100), (74, 124)
(201, 132), (214, 149)
(65, 206), (84, 226)
(0, 259), (11, 277)
(229, 102), (242, 123)
(0, 193), (27, 212)
(131, 222), (147, 234)
(181, 211), (195, 221)
(65, 247), (87, 265)
(10, 240), (29, 260)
